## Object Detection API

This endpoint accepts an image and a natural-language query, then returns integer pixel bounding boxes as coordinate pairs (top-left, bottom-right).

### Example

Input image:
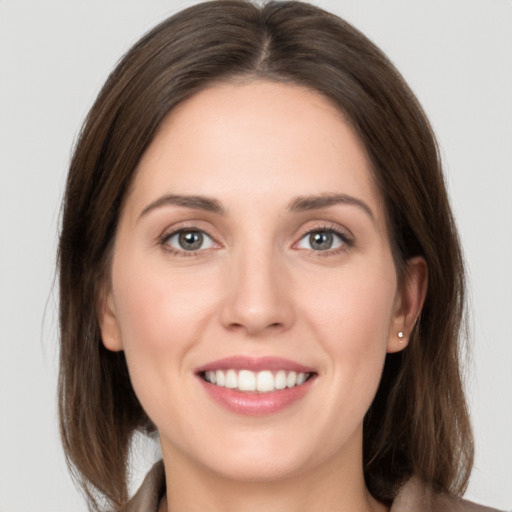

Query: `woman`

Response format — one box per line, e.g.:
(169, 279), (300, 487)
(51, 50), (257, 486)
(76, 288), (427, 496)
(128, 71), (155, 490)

(57, 1), (500, 511)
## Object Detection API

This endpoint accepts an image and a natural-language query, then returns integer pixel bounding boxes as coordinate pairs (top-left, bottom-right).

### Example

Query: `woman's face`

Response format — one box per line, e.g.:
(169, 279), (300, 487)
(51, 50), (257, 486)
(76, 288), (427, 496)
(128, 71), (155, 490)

(100, 80), (422, 483)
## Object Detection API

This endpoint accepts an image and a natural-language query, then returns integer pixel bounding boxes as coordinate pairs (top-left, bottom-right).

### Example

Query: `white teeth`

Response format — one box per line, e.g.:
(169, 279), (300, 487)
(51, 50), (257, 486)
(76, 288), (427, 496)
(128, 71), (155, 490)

(275, 370), (287, 390)
(238, 370), (256, 391)
(203, 369), (311, 393)
(215, 370), (225, 386)
(225, 369), (237, 389)
(296, 372), (307, 385)
(286, 371), (297, 388)
(256, 370), (274, 392)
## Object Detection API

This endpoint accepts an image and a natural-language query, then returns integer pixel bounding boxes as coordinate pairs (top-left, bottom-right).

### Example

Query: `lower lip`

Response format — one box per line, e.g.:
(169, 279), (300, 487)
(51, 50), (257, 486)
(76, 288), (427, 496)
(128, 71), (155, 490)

(198, 376), (315, 416)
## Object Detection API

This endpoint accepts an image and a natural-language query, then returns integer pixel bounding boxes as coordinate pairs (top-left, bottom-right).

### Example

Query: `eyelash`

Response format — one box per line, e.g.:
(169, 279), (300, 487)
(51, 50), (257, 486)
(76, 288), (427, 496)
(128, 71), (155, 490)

(293, 224), (354, 256)
(158, 223), (354, 257)
(158, 224), (217, 258)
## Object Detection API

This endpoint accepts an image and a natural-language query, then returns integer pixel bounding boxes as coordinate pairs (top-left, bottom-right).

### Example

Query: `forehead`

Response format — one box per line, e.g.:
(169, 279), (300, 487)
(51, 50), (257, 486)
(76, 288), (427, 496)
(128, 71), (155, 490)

(128, 80), (385, 222)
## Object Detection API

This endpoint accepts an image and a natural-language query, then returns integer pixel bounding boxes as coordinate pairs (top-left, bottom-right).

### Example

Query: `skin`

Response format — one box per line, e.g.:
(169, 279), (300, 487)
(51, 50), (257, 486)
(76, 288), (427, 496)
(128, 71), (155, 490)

(99, 80), (427, 512)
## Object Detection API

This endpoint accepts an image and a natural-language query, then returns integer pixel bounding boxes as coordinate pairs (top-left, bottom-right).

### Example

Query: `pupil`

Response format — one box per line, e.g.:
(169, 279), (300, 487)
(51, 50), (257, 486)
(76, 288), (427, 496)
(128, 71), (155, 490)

(310, 231), (332, 250)
(179, 231), (203, 250)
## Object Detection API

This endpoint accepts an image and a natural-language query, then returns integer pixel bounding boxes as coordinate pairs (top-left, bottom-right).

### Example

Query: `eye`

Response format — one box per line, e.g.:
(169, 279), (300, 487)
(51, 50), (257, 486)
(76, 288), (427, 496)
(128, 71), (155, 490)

(164, 229), (215, 252)
(296, 229), (348, 251)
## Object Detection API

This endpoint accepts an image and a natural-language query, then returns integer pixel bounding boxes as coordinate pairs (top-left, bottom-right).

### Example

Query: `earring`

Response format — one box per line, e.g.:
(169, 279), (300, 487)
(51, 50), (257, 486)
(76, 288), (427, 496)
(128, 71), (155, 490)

(397, 331), (405, 341)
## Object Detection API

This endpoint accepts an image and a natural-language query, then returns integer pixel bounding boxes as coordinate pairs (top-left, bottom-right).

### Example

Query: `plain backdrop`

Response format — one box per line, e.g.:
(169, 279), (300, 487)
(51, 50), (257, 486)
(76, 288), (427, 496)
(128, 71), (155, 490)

(0, 1), (511, 511)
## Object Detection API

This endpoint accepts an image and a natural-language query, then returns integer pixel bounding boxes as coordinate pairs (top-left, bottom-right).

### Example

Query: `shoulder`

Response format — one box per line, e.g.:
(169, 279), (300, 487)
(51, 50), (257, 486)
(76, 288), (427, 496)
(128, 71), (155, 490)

(121, 460), (165, 512)
(391, 476), (505, 512)
(121, 465), (505, 512)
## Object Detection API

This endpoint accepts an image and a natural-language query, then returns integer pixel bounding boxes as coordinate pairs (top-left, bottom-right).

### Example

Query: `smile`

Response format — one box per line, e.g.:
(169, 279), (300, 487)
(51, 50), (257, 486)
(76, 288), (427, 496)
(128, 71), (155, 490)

(196, 356), (317, 415)
(201, 369), (312, 393)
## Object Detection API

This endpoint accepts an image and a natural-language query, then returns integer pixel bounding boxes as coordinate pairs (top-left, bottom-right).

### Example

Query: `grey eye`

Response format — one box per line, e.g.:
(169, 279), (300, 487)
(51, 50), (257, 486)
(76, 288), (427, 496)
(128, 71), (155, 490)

(297, 230), (344, 251)
(166, 230), (214, 251)
(310, 232), (333, 250)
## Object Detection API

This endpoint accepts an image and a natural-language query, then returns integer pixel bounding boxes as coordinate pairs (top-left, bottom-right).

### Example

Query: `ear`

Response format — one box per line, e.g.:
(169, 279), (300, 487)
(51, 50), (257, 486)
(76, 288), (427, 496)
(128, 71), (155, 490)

(97, 288), (124, 352)
(387, 256), (428, 353)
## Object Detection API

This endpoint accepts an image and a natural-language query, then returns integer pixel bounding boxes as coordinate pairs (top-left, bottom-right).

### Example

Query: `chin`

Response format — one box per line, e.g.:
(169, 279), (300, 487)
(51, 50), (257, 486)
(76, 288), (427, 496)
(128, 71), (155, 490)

(213, 427), (339, 483)
(203, 451), (311, 483)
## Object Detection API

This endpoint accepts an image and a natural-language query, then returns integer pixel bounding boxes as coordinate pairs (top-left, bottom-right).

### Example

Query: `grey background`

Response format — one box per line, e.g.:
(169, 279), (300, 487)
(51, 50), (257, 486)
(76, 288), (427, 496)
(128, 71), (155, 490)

(0, 0), (511, 510)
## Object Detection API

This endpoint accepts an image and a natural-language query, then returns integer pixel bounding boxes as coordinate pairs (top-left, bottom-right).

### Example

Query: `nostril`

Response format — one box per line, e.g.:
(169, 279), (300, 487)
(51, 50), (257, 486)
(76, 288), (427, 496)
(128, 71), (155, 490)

(220, 287), (295, 334)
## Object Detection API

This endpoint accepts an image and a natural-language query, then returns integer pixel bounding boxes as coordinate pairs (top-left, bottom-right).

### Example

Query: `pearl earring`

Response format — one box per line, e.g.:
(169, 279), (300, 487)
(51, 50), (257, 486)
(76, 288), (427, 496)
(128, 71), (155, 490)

(397, 331), (405, 340)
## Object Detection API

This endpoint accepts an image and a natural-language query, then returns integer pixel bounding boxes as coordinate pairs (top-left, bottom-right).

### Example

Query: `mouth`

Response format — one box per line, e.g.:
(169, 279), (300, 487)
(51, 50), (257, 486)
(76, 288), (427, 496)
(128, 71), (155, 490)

(195, 356), (317, 415)
(199, 369), (315, 393)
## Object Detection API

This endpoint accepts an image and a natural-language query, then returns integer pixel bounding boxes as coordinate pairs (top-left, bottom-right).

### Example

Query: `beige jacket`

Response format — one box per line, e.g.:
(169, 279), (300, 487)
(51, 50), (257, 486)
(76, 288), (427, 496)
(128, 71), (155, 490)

(124, 461), (502, 512)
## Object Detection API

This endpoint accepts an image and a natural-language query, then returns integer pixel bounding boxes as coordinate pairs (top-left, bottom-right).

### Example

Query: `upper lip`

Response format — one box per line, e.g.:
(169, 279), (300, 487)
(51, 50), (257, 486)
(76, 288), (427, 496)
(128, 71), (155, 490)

(195, 356), (316, 374)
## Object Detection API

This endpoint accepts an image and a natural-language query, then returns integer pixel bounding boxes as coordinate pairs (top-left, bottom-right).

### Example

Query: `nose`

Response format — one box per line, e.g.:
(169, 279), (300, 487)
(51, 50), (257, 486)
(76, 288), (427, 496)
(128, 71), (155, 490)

(219, 247), (295, 336)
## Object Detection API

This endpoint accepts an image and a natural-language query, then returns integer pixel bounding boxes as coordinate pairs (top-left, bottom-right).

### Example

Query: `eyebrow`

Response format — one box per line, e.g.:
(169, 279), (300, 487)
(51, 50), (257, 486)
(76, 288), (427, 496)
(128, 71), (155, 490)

(138, 192), (374, 222)
(139, 194), (225, 219)
(288, 193), (375, 221)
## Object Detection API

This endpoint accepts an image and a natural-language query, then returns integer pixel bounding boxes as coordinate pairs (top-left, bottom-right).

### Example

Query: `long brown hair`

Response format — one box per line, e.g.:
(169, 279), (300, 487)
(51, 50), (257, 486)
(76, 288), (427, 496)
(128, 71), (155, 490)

(58, 1), (473, 509)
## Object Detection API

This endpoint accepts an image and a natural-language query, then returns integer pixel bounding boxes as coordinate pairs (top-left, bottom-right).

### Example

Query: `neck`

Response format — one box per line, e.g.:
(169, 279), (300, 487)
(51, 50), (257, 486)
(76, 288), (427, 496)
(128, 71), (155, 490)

(160, 441), (388, 512)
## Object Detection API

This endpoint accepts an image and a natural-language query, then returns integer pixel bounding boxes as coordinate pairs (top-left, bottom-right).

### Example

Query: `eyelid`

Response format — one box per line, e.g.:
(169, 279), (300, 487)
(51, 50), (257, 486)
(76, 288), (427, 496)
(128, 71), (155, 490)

(166, 230), (214, 250)
(156, 220), (353, 256)
(292, 223), (354, 253)
(158, 222), (221, 256)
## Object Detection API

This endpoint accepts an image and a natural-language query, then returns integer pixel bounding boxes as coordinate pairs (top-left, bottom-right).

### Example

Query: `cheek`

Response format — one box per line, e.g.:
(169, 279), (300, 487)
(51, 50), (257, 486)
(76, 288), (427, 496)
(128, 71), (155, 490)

(109, 254), (220, 414)
(301, 261), (396, 341)
(112, 254), (219, 349)
(299, 262), (396, 405)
